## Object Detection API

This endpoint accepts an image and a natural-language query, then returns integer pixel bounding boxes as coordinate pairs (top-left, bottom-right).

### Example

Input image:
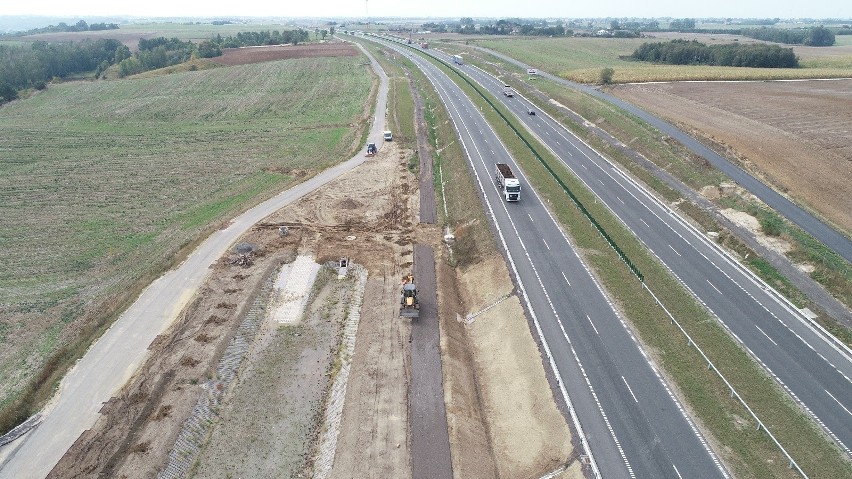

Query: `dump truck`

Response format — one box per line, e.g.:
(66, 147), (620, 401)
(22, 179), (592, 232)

(495, 163), (521, 201)
(502, 84), (514, 97)
(400, 273), (420, 319)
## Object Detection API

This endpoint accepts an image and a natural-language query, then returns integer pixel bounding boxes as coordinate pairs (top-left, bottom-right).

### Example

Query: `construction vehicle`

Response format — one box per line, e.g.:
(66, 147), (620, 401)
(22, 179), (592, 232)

(365, 142), (377, 157)
(400, 273), (420, 319)
(495, 163), (521, 201)
(420, 42), (429, 49)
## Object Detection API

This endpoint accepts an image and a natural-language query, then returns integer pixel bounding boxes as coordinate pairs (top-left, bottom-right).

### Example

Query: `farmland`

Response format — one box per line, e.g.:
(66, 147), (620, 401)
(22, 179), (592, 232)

(0, 54), (373, 414)
(456, 34), (852, 82)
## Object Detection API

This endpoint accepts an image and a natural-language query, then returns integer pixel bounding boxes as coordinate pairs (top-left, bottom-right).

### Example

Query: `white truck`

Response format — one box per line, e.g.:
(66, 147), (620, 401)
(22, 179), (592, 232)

(495, 163), (521, 201)
(502, 84), (514, 97)
(452, 54), (464, 65)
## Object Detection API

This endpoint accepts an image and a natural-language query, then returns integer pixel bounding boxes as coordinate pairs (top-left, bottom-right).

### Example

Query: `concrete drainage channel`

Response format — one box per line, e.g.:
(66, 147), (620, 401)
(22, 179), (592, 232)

(312, 264), (368, 478)
(155, 255), (365, 479)
(157, 274), (275, 479)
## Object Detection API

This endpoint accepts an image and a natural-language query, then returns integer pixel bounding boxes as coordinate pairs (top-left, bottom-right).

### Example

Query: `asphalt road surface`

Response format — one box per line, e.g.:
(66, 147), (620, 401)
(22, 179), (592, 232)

(410, 244), (452, 479)
(363, 33), (728, 479)
(446, 54), (852, 458)
(0, 42), (389, 479)
(474, 45), (852, 265)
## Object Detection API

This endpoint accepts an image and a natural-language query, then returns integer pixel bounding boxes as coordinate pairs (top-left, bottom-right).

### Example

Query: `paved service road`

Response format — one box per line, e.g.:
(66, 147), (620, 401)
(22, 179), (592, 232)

(410, 244), (452, 479)
(440, 51), (852, 457)
(0, 43), (389, 479)
(362, 34), (728, 479)
(473, 46), (852, 265)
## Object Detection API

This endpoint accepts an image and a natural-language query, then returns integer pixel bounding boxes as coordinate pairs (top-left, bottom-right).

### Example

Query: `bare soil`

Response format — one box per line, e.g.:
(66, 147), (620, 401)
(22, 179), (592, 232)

(214, 43), (360, 66)
(610, 79), (852, 235)
(44, 76), (576, 479)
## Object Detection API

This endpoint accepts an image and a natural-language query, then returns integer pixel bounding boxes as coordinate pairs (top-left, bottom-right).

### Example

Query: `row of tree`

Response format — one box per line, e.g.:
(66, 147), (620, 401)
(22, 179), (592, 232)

(209, 29), (310, 48)
(631, 40), (799, 68)
(0, 39), (125, 102)
(3, 20), (119, 36)
(423, 19), (573, 36)
(740, 26), (835, 46)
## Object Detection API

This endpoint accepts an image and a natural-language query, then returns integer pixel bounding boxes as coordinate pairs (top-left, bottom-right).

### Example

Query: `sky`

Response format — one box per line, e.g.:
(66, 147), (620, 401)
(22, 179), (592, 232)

(1, 0), (850, 21)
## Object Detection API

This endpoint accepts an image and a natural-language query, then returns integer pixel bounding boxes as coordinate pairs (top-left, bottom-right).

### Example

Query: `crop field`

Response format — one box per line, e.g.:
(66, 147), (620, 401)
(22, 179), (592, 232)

(3, 21), (304, 49)
(456, 35), (852, 83)
(0, 54), (373, 411)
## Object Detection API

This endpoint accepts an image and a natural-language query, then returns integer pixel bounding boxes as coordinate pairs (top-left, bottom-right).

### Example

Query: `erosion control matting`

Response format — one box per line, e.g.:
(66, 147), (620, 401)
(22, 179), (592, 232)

(410, 244), (452, 478)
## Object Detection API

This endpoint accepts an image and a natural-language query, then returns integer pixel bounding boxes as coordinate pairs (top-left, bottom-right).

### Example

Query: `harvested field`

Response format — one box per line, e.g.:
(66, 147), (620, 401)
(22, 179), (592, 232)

(610, 79), (852, 234)
(0, 55), (373, 420)
(215, 43), (359, 65)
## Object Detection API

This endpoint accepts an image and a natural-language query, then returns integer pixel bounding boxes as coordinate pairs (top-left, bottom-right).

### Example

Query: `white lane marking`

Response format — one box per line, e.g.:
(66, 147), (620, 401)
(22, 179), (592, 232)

(622, 376), (639, 403)
(598, 179), (605, 186)
(755, 325), (778, 346)
(825, 389), (852, 417)
(561, 271), (571, 286)
(616, 196), (625, 204)
(669, 244), (681, 257)
(673, 464), (684, 479)
(528, 213), (534, 222)
(542, 238), (550, 250)
(640, 218), (650, 228)
(587, 314), (600, 335)
(707, 280), (722, 294)
(582, 163), (588, 169)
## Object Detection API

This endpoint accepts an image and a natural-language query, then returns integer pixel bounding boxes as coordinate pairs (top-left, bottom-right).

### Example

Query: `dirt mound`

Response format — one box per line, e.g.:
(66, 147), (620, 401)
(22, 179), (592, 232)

(337, 198), (362, 209)
(215, 43), (360, 66)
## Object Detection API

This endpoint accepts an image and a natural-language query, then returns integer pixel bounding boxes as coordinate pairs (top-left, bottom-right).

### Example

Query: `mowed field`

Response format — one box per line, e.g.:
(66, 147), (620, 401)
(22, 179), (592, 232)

(0, 53), (373, 410)
(459, 34), (852, 83)
(610, 78), (852, 235)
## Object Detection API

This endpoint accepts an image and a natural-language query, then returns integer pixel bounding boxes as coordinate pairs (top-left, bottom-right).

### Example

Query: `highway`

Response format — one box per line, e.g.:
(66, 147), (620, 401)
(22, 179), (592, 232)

(416, 46), (852, 458)
(473, 46), (852, 266)
(361, 34), (728, 479)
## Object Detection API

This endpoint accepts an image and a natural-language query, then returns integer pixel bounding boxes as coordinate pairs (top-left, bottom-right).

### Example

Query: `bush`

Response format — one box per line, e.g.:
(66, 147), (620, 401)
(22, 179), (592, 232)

(600, 67), (615, 84)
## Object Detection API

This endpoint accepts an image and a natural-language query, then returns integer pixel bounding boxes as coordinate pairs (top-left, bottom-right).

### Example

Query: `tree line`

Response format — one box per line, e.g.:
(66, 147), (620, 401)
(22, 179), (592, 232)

(2, 19), (119, 36)
(422, 19), (572, 36)
(0, 39), (124, 102)
(209, 29), (310, 48)
(631, 39), (799, 68)
(740, 26), (835, 46)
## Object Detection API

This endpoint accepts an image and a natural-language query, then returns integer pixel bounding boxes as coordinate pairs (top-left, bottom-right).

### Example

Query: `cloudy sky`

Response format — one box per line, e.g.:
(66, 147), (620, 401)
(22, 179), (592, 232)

(2, 0), (849, 20)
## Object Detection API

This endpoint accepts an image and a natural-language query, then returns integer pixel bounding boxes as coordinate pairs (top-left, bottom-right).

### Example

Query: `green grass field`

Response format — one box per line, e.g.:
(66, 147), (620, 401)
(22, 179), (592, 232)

(457, 36), (852, 83)
(0, 55), (372, 414)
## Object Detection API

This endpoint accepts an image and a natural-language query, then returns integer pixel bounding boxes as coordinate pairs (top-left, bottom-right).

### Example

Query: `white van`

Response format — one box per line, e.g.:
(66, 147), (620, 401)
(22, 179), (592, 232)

(383, 130), (393, 141)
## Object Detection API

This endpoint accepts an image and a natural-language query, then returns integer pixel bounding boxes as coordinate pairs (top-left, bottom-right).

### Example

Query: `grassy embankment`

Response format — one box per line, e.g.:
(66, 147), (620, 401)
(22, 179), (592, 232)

(440, 43), (852, 346)
(416, 48), (851, 478)
(0, 56), (373, 434)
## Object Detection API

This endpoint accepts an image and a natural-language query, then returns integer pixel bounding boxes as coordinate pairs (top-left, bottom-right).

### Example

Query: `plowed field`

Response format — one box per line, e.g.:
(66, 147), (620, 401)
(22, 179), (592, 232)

(215, 43), (359, 65)
(610, 79), (852, 234)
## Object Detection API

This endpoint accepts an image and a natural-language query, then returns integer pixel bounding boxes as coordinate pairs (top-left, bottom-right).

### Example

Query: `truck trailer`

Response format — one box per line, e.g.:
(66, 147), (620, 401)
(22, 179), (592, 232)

(495, 163), (521, 201)
(452, 54), (464, 65)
